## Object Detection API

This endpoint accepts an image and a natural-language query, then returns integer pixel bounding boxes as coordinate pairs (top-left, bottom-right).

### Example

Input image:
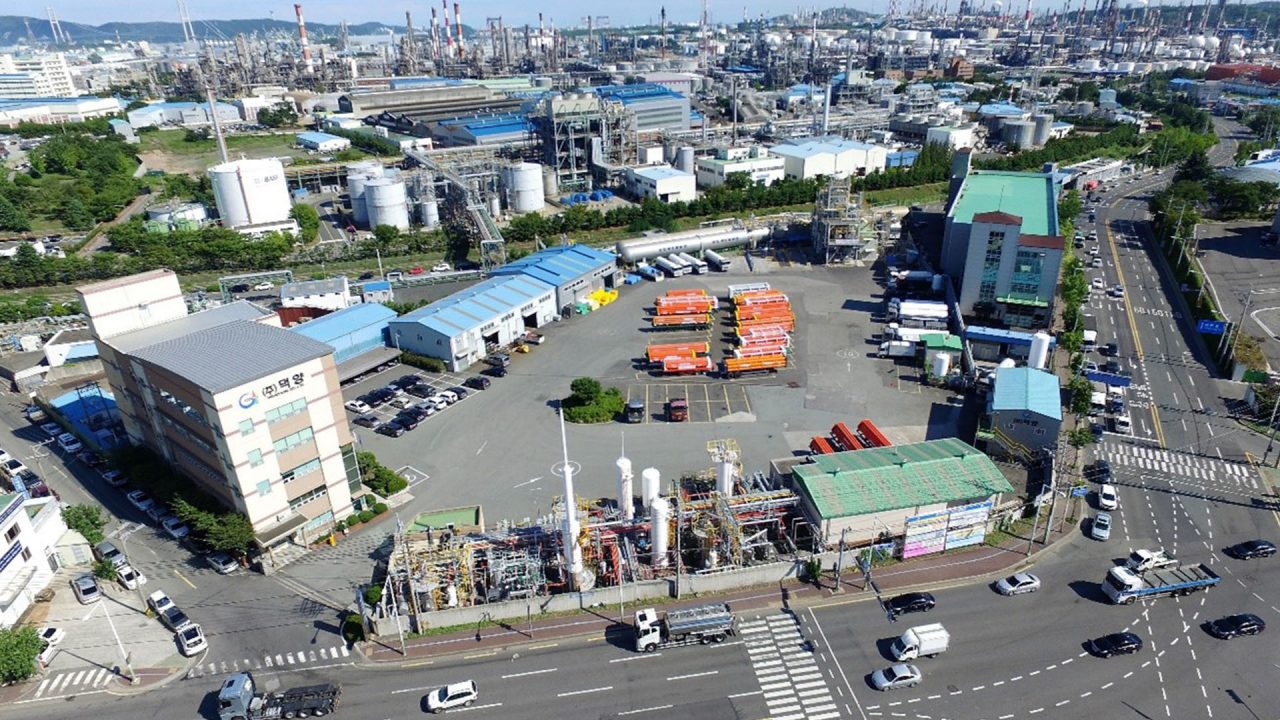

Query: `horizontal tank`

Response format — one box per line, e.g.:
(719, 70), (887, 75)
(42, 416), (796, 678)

(616, 226), (771, 263)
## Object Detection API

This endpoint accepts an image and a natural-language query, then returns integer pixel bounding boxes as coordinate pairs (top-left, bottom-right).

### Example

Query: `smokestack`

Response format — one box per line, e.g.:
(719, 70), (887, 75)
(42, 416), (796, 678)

(557, 407), (584, 588)
(431, 8), (440, 60)
(1024, 0), (1033, 30)
(294, 4), (313, 74)
(444, 0), (453, 52)
(454, 2), (465, 58)
(660, 6), (667, 60)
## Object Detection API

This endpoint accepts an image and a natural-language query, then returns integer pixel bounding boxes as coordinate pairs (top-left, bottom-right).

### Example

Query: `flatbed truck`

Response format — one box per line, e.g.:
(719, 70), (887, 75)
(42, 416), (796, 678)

(634, 603), (736, 652)
(217, 671), (340, 719)
(1101, 563), (1220, 604)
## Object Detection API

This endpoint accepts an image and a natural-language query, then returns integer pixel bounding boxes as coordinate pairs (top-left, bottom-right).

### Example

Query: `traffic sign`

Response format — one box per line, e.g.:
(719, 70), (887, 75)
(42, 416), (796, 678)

(1071, 486), (1089, 497)
(1197, 319), (1227, 336)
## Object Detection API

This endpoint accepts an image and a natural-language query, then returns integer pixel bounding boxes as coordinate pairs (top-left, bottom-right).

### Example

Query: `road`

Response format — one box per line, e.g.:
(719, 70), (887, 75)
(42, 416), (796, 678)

(78, 193), (152, 256)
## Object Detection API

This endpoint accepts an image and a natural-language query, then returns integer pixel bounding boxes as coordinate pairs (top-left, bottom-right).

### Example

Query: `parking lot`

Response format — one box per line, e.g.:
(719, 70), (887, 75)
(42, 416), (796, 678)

(339, 254), (961, 523)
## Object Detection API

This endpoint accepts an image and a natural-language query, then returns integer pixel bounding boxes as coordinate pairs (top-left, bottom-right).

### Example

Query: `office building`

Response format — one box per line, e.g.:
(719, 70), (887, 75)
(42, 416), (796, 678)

(0, 53), (75, 97)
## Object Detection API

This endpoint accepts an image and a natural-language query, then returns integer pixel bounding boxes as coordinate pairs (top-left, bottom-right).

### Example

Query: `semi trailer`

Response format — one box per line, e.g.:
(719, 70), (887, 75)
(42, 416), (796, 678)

(634, 604), (736, 652)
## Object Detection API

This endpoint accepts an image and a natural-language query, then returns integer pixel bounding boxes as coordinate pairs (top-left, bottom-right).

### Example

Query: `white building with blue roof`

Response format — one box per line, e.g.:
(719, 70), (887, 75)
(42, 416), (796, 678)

(626, 165), (697, 203)
(127, 100), (241, 129)
(489, 245), (620, 309)
(987, 366), (1062, 460)
(295, 131), (350, 153)
(388, 276), (556, 370)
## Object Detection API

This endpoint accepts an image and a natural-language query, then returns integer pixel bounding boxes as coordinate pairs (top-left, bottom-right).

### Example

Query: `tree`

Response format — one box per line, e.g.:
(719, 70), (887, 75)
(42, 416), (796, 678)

(1058, 189), (1083, 224)
(258, 102), (299, 128)
(1068, 376), (1094, 417)
(60, 196), (95, 231)
(1174, 149), (1214, 184)
(0, 626), (41, 684)
(569, 377), (603, 404)
(1067, 426), (1096, 449)
(0, 195), (31, 232)
(290, 204), (320, 243)
(372, 224), (400, 247)
(93, 559), (118, 582)
(62, 504), (106, 545)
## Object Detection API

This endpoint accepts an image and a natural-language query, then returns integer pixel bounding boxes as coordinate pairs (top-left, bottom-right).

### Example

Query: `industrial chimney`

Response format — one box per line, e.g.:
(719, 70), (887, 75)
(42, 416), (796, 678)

(293, 3), (313, 74)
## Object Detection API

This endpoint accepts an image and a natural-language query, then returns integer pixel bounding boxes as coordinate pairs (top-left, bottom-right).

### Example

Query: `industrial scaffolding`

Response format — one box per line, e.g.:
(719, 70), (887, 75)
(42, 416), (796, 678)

(405, 147), (509, 270)
(535, 93), (633, 194)
(811, 178), (875, 265)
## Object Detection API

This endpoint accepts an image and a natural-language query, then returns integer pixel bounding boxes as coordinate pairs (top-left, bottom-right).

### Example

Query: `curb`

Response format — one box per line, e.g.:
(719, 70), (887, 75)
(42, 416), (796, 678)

(104, 654), (199, 698)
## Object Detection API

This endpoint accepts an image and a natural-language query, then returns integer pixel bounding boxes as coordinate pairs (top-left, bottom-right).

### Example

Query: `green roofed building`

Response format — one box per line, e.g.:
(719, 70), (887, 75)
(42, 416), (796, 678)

(942, 153), (1063, 331)
(790, 437), (1013, 546)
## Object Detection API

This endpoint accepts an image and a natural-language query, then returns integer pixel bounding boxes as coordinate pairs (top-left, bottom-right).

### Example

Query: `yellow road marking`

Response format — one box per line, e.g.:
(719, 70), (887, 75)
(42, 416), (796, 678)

(404, 659), (435, 667)
(174, 569), (197, 589)
(528, 642), (559, 650)
(1105, 219), (1166, 449)
(464, 651), (497, 659)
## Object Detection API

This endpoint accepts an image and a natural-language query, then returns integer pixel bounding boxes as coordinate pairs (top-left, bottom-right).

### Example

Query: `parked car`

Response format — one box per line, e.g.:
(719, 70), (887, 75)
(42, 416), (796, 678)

(995, 572), (1041, 596)
(94, 540), (127, 568)
(884, 592), (936, 617)
(2, 458), (28, 478)
(482, 365), (507, 378)
(127, 489), (156, 512)
(447, 386), (469, 399)
(36, 626), (64, 666)
(1226, 539), (1276, 560)
(177, 623), (208, 656)
(409, 266), (425, 275)
(407, 384), (436, 399)
(1207, 613), (1266, 639)
(353, 415), (379, 429)
(77, 451), (105, 467)
(424, 680), (477, 713)
(344, 399), (373, 414)
(1089, 460), (1112, 483)
(39, 422), (62, 437)
(400, 406), (430, 422)
(72, 574), (101, 604)
(1098, 484), (1119, 511)
(424, 395), (449, 411)
(870, 663), (922, 691)
(376, 422), (406, 438)
(392, 374), (422, 389)
(431, 262), (452, 273)
(146, 503), (169, 523)
(56, 433), (82, 453)
(464, 376), (491, 390)
(252, 281), (274, 291)
(117, 563), (146, 590)
(1088, 632), (1143, 657)
(394, 413), (420, 431)
(415, 402), (439, 417)
(1091, 512), (1112, 541)
(206, 552), (239, 575)
(101, 469), (127, 487)
(161, 516), (190, 539)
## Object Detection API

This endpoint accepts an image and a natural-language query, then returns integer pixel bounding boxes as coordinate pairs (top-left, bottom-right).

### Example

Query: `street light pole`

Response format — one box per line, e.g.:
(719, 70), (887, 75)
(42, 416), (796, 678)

(1263, 388), (1280, 466)
(99, 598), (138, 685)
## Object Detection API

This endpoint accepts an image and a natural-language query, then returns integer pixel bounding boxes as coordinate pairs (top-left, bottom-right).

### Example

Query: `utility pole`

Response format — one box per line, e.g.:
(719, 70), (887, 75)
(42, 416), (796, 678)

(832, 526), (848, 592)
(1262, 387), (1280, 466)
(674, 483), (683, 599)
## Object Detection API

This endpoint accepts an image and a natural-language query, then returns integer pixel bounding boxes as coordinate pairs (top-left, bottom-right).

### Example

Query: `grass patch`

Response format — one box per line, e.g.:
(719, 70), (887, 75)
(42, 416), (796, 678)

(138, 130), (312, 173)
(865, 182), (949, 207)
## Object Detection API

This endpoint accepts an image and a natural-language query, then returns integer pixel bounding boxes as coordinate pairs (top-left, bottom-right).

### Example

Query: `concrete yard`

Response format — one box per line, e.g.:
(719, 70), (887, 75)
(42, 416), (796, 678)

(341, 256), (963, 524)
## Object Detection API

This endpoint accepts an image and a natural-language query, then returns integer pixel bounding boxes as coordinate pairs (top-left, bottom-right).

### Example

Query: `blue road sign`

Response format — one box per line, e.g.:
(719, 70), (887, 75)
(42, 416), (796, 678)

(1071, 486), (1089, 497)
(1085, 370), (1132, 388)
(1197, 319), (1227, 336)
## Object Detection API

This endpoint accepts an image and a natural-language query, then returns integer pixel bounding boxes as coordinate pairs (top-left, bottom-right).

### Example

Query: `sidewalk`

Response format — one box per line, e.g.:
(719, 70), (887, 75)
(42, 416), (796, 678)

(361, 521), (1079, 666)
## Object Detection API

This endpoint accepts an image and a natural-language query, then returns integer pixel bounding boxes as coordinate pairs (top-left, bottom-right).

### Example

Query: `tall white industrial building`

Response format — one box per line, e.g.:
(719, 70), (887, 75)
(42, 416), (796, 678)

(208, 158), (299, 236)
(0, 53), (76, 98)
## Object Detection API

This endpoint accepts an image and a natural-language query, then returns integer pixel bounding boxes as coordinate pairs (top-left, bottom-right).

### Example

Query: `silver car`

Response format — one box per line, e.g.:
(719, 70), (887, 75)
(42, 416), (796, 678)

(72, 574), (101, 604)
(995, 572), (1042, 596)
(1091, 512), (1112, 541)
(870, 663), (921, 691)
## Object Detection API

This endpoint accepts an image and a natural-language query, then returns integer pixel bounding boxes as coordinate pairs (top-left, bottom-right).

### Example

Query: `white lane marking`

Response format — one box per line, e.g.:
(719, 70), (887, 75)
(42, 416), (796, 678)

(727, 690), (764, 699)
(452, 703), (503, 713)
(610, 653), (663, 663)
(617, 705), (674, 716)
(501, 668), (557, 679)
(558, 686), (613, 697)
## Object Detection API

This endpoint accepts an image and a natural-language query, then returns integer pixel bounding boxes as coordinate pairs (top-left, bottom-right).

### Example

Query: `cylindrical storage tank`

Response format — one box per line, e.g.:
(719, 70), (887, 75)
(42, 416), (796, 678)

(1004, 121), (1035, 149)
(1029, 332), (1052, 370)
(422, 200), (440, 229)
(207, 158), (290, 229)
(1033, 114), (1054, 146)
(932, 351), (952, 378)
(542, 166), (559, 198)
(364, 178), (410, 230)
(505, 162), (546, 213)
(617, 457), (634, 522)
(676, 146), (695, 173)
(489, 195), (501, 219)
(641, 467), (660, 509)
(589, 136), (604, 166)
(651, 497), (670, 567)
(717, 461), (734, 497)
(999, 357), (1017, 369)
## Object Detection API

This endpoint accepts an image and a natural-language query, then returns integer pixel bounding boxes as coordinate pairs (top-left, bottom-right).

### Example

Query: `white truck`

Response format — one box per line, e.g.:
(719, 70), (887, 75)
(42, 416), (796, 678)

(1125, 549), (1178, 573)
(890, 623), (950, 661)
(1101, 563), (1220, 604)
(879, 341), (917, 359)
(634, 603), (737, 652)
(884, 323), (933, 343)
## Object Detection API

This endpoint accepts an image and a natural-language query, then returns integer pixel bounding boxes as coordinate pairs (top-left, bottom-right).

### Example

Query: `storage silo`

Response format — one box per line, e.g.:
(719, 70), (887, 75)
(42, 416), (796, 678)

(1003, 120), (1036, 149)
(364, 178), (410, 230)
(346, 161), (383, 228)
(207, 158), (291, 229)
(504, 162), (546, 214)
(542, 165), (559, 198)
(422, 200), (440, 229)
(676, 146), (695, 173)
(1029, 332), (1052, 370)
(1033, 114), (1054, 146)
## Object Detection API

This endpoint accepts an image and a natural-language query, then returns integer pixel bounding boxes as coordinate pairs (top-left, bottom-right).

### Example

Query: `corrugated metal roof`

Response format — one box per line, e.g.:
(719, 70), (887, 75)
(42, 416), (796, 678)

(965, 325), (1054, 348)
(490, 245), (616, 287)
(128, 319), (333, 394)
(282, 278), (348, 297)
(109, 301), (271, 355)
(296, 131), (345, 144)
(991, 367), (1062, 421)
(792, 438), (1014, 519)
(949, 171), (1058, 237)
(394, 276), (554, 337)
(290, 303), (396, 344)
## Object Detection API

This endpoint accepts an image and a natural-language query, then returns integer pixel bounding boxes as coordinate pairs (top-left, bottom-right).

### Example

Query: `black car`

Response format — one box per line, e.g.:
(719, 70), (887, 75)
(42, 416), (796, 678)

(1089, 632), (1143, 657)
(359, 271), (376, 280)
(465, 376), (491, 390)
(353, 415), (379, 429)
(407, 384), (436, 399)
(1089, 460), (1112, 482)
(448, 386), (469, 399)
(369, 388), (396, 405)
(884, 592), (936, 616)
(359, 393), (385, 408)
(483, 365), (508, 378)
(394, 413), (420, 431)
(392, 374), (422, 389)
(400, 406), (430, 422)
(1226, 539), (1277, 560)
(376, 422), (406, 438)
(1207, 613), (1266, 639)
(1102, 360), (1123, 375)
(230, 283), (250, 293)
(1102, 342), (1120, 357)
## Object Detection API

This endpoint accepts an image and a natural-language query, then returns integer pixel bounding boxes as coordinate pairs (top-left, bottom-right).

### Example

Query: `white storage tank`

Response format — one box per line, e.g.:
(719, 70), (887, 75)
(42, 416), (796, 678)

(208, 158), (291, 229)
(346, 161), (384, 228)
(651, 497), (670, 567)
(1029, 332), (1052, 370)
(542, 165), (559, 198)
(617, 457), (634, 522)
(676, 146), (695, 173)
(504, 162), (545, 213)
(641, 467), (660, 509)
(717, 461), (734, 497)
(932, 351), (951, 378)
(422, 199), (440, 229)
(489, 195), (501, 220)
(364, 178), (410, 230)
(1033, 114), (1054, 146)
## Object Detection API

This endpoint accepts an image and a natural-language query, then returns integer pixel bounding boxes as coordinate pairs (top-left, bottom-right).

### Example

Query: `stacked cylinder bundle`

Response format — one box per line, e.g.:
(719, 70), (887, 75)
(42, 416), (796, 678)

(724, 288), (792, 376)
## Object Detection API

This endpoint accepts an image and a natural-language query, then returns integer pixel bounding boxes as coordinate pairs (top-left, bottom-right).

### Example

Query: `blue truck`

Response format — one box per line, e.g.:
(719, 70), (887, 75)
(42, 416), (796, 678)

(1101, 563), (1220, 604)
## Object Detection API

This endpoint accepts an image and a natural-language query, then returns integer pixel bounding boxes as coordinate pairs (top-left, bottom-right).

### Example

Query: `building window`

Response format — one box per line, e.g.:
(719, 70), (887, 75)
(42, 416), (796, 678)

(257, 479), (271, 496)
(247, 449), (264, 467)
(20, 547), (30, 562)
(239, 419), (255, 436)
(265, 397), (308, 424)
(273, 427), (314, 455)
(4, 525), (18, 542)
(281, 458), (321, 484)
(289, 485), (328, 511)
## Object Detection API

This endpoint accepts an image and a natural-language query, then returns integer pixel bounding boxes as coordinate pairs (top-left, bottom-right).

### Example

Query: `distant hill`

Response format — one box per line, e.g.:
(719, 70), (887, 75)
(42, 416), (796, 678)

(0, 15), (407, 45)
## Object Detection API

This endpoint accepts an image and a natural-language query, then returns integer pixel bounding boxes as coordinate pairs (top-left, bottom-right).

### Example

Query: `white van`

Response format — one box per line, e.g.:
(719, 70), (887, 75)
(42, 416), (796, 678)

(1113, 414), (1132, 435)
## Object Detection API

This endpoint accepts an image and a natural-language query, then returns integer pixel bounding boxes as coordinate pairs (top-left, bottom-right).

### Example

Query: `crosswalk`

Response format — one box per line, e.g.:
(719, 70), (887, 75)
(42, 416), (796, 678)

(739, 613), (841, 720)
(186, 644), (352, 678)
(33, 666), (115, 698)
(1100, 441), (1259, 491)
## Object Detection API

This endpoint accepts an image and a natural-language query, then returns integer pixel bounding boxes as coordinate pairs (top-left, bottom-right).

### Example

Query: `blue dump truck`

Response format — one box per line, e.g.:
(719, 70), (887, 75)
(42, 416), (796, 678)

(217, 671), (340, 719)
(1101, 563), (1220, 604)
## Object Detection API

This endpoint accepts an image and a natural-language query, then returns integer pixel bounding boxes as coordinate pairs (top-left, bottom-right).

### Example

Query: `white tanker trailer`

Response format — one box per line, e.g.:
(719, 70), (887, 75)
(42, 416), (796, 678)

(616, 226), (771, 264)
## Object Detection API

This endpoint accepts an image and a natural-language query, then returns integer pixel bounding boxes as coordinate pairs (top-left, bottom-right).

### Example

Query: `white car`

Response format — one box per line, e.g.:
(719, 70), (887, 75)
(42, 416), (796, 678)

(127, 489), (155, 512)
(39, 422), (61, 437)
(36, 627), (64, 667)
(253, 281), (274, 291)
(425, 395), (449, 411)
(424, 680), (478, 713)
(117, 563), (147, 590)
(2, 458), (28, 479)
(1098, 484), (1119, 511)
(1091, 257), (1103, 268)
(344, 399), (372, 414)
(56, 433), (82, 453)
(0, 447), (10, 464)
(161, 516), (190, 539)
(1109, 285), (1125, 298)
(147, 589), (175, 615)
(1091, 278), (1105, 290)
(995, 572), (1042, 596)
(72, 574), (101, 604)
(177, 623), (208, 657)
(101, 469), (127, 487)
(431, 262), (452, 273)
(1091, 512), (1113, 541)
(870, 663), (922, 691)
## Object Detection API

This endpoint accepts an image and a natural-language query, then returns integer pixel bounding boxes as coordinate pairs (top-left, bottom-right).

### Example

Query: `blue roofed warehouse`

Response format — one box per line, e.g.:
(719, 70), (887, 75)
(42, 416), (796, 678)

(490, 245), (620, 310)
(289, 302), (399, 380)
(986, 366), (1062, 460)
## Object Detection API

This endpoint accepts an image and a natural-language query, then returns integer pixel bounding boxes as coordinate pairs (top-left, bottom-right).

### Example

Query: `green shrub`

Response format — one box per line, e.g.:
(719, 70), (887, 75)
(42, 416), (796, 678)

(400, 352), (446, 373)
(92, 559), (118, 582)
(358, 510), (375, 523)
(345, 515), (362, 528)
(341, 612), (365, 643)
(0, 626), (42, 683)
(362, 585), (383, 606)
(356, 451), (409, 496)
(372, 502), (388, 515)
